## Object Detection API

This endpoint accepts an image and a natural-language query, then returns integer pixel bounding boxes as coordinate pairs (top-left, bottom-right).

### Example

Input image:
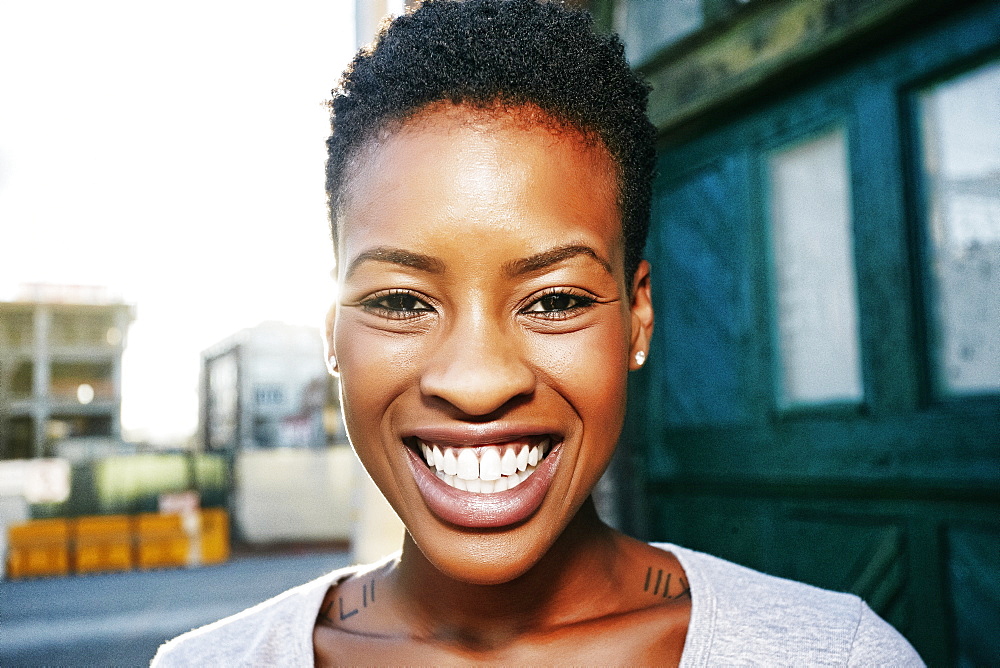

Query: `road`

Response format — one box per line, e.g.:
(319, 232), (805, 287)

(1, 550), (353, 667)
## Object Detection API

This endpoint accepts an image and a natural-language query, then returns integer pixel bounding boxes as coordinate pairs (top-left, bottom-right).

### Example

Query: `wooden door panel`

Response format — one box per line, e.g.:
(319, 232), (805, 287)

(781, 515), (910, 632)
(647, 154), (759, 429)
(628, 3), (1000, 664)
(947, 524), (1000, 666)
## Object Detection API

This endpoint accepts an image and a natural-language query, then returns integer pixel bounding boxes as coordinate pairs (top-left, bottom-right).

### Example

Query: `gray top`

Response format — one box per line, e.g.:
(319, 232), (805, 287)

(152, 543), (923, 666)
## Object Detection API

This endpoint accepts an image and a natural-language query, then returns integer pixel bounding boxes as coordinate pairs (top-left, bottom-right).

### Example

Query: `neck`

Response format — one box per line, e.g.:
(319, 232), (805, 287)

(388, 498), (624, 649)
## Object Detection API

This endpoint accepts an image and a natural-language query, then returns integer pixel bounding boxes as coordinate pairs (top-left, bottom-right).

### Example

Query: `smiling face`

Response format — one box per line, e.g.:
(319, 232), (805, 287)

(330, 105), (653, 585)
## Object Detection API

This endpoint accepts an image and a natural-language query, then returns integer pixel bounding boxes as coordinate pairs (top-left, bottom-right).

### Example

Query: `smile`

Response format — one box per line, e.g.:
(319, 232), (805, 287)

(418, 438), (550, 493)
(404, 432), (562, 528)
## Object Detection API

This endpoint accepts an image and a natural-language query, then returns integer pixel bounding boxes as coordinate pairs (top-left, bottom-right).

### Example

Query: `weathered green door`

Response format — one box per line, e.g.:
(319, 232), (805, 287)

(619, 2), (1000, 664)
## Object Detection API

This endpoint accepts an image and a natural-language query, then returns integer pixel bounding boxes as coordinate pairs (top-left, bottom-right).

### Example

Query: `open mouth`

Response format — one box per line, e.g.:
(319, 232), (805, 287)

(416, 437), (551, 494)
(404, 433), (562, 528)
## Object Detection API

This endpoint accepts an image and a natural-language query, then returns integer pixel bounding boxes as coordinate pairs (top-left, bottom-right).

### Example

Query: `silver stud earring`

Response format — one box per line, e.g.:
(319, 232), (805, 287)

(635, 350), (646, 366)
(327, 355), (338, 373)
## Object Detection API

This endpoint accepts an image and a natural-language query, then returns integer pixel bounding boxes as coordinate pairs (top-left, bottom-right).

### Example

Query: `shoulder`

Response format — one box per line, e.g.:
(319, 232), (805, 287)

(151, 565), (360, 667)
(651, 543), (924, 667)
(849, 602), (926, 667)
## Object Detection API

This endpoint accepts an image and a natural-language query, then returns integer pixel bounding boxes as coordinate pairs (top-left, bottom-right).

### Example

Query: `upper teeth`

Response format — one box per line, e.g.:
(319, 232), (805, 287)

(419, 439), (550, 493)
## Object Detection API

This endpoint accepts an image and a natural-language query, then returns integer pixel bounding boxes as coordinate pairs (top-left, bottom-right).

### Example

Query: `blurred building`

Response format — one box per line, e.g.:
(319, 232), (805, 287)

(0, 284), (135, 460)
(199, 322), (353, 546)
(199, 321), (343, 452)
(355, 0), (414, 47)
(597, 0), (999, 665)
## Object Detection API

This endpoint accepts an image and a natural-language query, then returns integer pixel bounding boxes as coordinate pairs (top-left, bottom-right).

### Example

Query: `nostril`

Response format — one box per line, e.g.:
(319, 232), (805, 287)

(419, 347), (535, 417)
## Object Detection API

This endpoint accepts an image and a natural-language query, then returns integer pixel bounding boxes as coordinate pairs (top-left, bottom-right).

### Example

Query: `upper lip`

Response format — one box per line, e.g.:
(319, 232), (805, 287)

(406, 423), (561, 448)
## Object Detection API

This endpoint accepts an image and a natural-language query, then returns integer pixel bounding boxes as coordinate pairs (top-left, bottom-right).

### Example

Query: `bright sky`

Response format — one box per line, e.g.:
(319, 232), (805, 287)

(0, 1), (357, 444)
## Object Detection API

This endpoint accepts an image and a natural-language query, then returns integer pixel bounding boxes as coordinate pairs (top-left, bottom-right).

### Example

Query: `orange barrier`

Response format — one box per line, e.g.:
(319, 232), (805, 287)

(200, 508), (230, 565)
(7, 518), (71, 579)
(134, 513), (190, 570)
(74, 515), (133, 574)
(5, 509), (230, 578)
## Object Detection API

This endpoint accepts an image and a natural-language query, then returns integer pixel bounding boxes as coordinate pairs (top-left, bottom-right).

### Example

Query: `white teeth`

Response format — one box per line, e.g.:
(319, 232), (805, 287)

(479, 446), (501, 481)
(419, 439), (552, 493)
(443, 448), (458, 475)
(516, 445), (529, 472)
(457, 448), (479, 481)
(501, 448), (517, 476)
(432, 463), (539, 493)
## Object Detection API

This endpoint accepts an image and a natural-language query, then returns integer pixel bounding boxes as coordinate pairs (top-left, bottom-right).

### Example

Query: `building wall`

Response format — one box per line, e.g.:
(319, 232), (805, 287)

(232, 446), (354, 543)
(0, 291), (134, 460)
(198, 322), (359, 545)
(605, 0), (1000, 664)
(200, 321), (331, 452)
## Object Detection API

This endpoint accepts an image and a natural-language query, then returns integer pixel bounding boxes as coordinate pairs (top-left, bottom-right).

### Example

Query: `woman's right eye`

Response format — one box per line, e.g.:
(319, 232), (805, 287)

(360, 291), (434, 318)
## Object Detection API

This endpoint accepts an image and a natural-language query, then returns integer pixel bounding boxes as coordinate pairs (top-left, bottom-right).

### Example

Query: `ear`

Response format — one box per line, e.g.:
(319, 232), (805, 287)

(324, 303), (339, 376)
(628, 260), (654, 371)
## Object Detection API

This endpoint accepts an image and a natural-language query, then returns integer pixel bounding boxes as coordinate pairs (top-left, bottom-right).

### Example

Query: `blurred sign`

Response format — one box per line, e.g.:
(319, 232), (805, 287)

(159, 490), (200, 515)
(0, 459), (73, 503)
(0, 461), (28, 496)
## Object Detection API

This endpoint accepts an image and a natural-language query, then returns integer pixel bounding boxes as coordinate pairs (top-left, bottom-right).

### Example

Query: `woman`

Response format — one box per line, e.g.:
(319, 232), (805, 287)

(154, 1), (922, 664)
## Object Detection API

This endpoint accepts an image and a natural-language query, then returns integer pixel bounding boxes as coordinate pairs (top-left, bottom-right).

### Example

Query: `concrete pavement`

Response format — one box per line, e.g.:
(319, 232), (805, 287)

(1, 550), (353, 666)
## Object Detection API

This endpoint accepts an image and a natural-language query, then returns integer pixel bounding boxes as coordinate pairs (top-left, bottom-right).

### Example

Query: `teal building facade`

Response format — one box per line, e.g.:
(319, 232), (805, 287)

(594, 0), (1000, 664)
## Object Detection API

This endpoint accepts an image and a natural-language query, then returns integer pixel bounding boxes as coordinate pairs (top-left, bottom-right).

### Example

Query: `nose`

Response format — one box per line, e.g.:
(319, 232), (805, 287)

(419, 311), (535, 417)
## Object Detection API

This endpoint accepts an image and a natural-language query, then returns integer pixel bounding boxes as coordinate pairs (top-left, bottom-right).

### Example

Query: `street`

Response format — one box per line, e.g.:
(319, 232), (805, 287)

(1, 550), (353, 666)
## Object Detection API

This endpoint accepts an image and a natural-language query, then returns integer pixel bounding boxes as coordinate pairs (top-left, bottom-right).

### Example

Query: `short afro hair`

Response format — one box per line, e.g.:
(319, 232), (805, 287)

(326, 0), (656, 280)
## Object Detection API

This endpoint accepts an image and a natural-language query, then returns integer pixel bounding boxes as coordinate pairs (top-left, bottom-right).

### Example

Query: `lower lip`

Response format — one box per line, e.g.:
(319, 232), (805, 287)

(405, 442), (561, 529)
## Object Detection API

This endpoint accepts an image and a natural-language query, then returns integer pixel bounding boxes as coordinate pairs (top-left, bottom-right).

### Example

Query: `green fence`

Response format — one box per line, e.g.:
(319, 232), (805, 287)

(32, 454), (229, 518)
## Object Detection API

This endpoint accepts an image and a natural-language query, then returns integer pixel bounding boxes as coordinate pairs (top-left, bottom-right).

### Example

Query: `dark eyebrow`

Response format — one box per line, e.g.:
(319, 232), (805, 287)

(344, 246), (446, 280)
(505, 244), (613, 277)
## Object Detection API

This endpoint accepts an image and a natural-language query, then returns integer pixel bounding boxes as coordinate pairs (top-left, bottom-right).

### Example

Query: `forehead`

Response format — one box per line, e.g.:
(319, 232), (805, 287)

(337, 105), (624, 274)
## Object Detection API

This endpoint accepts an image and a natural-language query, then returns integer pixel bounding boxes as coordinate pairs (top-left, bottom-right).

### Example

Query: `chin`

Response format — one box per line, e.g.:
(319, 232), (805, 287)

(414, 525), (557, 586)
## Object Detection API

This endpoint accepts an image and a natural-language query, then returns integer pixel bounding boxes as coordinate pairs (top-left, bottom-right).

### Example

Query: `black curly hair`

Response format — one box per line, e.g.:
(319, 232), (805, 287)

(326, 0), (656, 281)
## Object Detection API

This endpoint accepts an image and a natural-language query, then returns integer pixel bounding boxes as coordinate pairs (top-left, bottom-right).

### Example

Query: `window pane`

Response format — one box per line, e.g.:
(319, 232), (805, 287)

(50, 361), (114, 400)
(613, 0), (703, 65)
(0, 308), (33, 347)
(769, 128), (863, 406)
(919, 60), (1000, 396)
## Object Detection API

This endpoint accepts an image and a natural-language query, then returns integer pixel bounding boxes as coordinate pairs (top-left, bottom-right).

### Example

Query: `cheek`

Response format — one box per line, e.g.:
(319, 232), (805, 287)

(333, 317), (423, 444)
(529, 317), (631, 433)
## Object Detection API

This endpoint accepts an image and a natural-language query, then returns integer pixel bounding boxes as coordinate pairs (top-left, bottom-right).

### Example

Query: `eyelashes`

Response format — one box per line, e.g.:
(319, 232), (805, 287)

(521, 288), (597, 320)
(360, 289), (433, 320)
(358, 287), (599, 321)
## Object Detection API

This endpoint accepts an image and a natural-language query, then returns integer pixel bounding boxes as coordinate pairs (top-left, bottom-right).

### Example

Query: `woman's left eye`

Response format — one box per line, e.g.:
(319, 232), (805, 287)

(523, 291), (596, 315)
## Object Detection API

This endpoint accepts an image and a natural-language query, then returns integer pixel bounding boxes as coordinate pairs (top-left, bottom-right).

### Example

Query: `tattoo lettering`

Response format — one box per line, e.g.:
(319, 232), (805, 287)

(318, 600), (336, 624)
(318, 577), (377, 625)
(675, 575), (691, 600)
(643, 566), (690, 600)
(339, 596), (359, 620)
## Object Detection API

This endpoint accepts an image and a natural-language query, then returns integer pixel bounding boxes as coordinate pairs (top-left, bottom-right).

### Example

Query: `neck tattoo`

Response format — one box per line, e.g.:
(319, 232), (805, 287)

(643, 566), (690, 600)
(319, 576), (377, 625)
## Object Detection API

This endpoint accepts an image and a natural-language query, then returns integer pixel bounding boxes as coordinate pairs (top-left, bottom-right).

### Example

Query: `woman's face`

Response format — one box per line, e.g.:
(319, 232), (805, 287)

(330, 105), (653, 584)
